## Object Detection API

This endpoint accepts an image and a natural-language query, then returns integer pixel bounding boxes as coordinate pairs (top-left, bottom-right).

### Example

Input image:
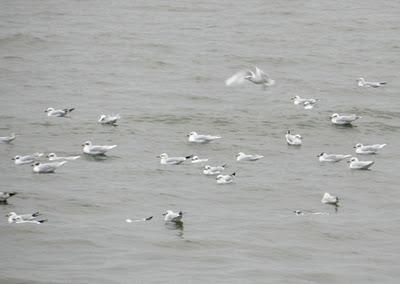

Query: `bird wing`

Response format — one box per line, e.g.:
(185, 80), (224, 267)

(225, 70), (251, 86)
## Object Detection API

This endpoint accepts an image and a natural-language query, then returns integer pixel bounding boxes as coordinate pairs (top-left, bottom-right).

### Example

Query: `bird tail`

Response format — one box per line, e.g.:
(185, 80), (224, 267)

(145, 216), (153, 221)
(38, 219), (48, 224)
(32, 212), (41, 217)
(108, 145), (117, 150)
(58, 161), (67, 166)
(231, 172), (236, 176)
(9, 192), (17, 197)
(379, 144), (387, 148)
(380, 82), (387, 85)
(185, 155), (194, 159)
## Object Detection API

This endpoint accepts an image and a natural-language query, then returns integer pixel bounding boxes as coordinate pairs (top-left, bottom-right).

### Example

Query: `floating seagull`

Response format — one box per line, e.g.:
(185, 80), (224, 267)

(187, 132), (221, 143)
(303, 101), (316, 109)
(285, 130), (302, 146)
(293, 210), (330, 216)
(12, 153), (43, 165)
(236, 152), (263, 162)
(354, 143), (386, 154)
(357, 78), (386, 88)
(163, 210), (183, 223)
(321, 193), (339, 206)
(291, 96), (318, 106)
(331, 113), (361, 125)
(157, 153), (193, 165)
(0, 192), (17, 203)
(317, 152), (351, 162)
(293, 210), (304, 216)
(191, 156), (209, 164)
(225, 66), (275, 89)
(98, 114), (120, 125)
(6, 211), (47, 224)
(32, 161), (67, 173)
(216, 172), (236, 184)
(347, 157), (374, 170)
(82, 141), (117, 155)
(45, 107), (75, 117)
(126, 216), (153, 223)
(47, 153), (81, 161)
(203, 164), (226, 175)
(0, 133), (16, 143)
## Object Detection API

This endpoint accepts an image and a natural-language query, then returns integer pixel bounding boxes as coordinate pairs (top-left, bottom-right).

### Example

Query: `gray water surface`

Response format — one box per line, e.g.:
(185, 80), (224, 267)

(1, 1), (400, 283)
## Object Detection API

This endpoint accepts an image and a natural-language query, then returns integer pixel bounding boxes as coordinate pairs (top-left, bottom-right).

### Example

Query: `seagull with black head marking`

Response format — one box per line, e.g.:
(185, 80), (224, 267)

(357, 77), (386, 88)
(0, 192), (17, 203)
(45, 107), (75, 117)
(157, 153), (193, 165)
(82, 141), (117, 155)
(12, 153), (43, 165)
(285, 130), (302, 146)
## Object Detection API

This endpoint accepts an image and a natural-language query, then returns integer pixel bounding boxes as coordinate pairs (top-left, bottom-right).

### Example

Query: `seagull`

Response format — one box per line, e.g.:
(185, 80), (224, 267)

(157, 153), (193, 165)
(187, 132), (221, 143)
(225, 66), (275, 89)
(191, 156), (209, 164)
(285, 130), (302, 146)
(236, 152), (264, 162)
(293, 210), (304, 216)
(203, 164), (226, 175)
(126, 216), (153, 223)
(291, 96), (318, 106)
(0, 133), (16, 143)
(331, 113), (361, 125)
(357, 78), (386, 88)
(47, 153), (81, 161)
(354, 143), (386, 154)
(45, 107), (75, 117)
(216, 172), (236, 184)
(98, 114), (120, 125)
(82, 141), (117, 155)
(321, 193), (339, 206)
(303, 101), (316, 109)
(163, 210), (183, 223)
(6, 211), (47, 224)
(0, 192), (17, 203)
(347, 157), (374, 170)
(12, 153), (43, 165)
(32, 161), (67, 173)
(317, 152), (351, 162)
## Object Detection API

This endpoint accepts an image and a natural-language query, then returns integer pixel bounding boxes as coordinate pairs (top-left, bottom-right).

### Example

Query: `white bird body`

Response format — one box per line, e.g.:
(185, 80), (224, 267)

(357, 78), (386, 88)
(216, 172), (236, 184)
(321, 193), (339, 205)
(236, 152), (263, 162)
(158, 153), (192, 165)
(0, 192), (17, 203)
(0, 133), (16, 143)
(6, 212), (46, 224)
(354, 143), (386, 154)
(285, 130), (302, 146)
(47, 153), (81, 161)
(348, 157), (374, 170)
(45, 107), (74, 117)
(318, 153), (351, 162)
(331, 113), (361, 125)
(32, 161), (67, 173)
(225, 66), (275, 89)
(303, 101), (316, 109)
(163, 210), (183, 223)
(291, 96), (318, 106)
(191, 156), (209, 164)
(188, 132), (221, 143)
(12, 153), (43, 165)
(82, 141), (117, 155)
(98, 114), (120, 125)
(203, 164), (226, 175)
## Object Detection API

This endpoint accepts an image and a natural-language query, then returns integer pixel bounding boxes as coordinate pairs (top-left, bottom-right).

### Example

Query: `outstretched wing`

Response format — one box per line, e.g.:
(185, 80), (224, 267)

(225, 70), (251, 86)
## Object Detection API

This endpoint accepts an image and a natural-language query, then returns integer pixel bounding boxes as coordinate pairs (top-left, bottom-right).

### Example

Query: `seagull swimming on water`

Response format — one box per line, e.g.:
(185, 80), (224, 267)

(126, 216), (153, 223)
(82, 141), (117, 155)
(291, 96), (318, 106)
(203, 164), (226, 175)
(331, 113), (361, 125)
(98, 114), (120, 125)
(357, 78), (386, 88)
(191, 156), (209, 164)
(216, 172), (236, 184)
(321, 193), (339, 206)
(163, 210), (183, 223)
(0, 192), (17, 203)
(0, 133), (16, 143)
(317, 152), (351, 162)
(6, 212), (47, 224)
(225, 66), (275, 89)
(347, 157), (374, 170)
(187, 132), (221, 143)
(236, 152), (263, 162)
(45, 107), (75, 117)
(32, 161), (67, 173)
(354, 143), (386, 154)
(285, 130), (302, 146)
(157, 153), (193, 165)
(12, 153), (43, 165)
(47, 153), (81, 161)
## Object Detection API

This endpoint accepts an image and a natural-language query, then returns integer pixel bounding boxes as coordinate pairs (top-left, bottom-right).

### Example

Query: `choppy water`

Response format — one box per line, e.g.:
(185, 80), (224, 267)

(1, 1), (400, 283)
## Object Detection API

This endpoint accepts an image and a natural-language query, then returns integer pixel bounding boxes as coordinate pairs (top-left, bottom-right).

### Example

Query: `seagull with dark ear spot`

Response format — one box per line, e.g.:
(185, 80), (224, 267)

(0, 192), (17, 203)
(45, 107), (74, 117)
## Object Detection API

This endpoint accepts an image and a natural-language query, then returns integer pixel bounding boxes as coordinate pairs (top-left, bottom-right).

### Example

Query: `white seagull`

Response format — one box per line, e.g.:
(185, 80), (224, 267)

(317, 152), (351, 162)
(0, 133), (16, 143)
(157, 153), (193, 165)
(82, 141), (117, 155)
(32, 161), (67, 173)
(354, 143), (386, 154)
(291, 96), (318, 106)
(357, 78), (386, 88)
(236, 152), (264, 162)
(47, 153), (81, 161)
(347, 157), (374, 170)
(6, 211), (47, 224)
(163, 210), (183, 223)
(98, 114), (120, 125)
(285, 130), (302, 146)
(331, 113), (361, 125)
(225, 66), (275, 89)
(203, 164), (226, 175)
(216, 172), (236, 184)
(191, 156), (209, 164)
(0, 192), (17, 203)
(187, 132), (221, 143)
(303, 101), (317, 109)
(45, 107), (75, 117)
(12, 153), (43, 165)
(321, 193), (339, 206)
